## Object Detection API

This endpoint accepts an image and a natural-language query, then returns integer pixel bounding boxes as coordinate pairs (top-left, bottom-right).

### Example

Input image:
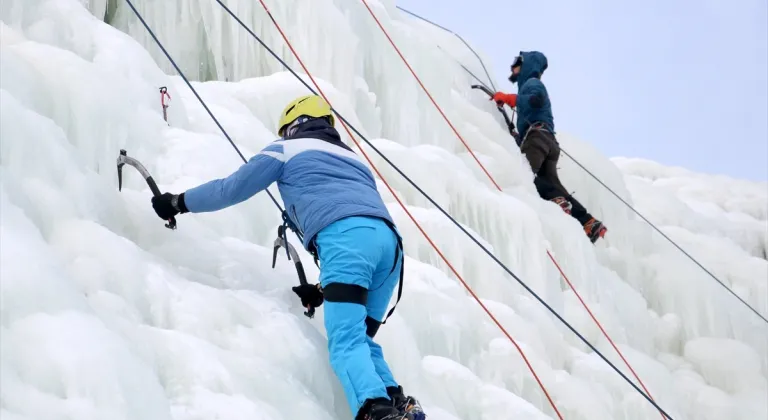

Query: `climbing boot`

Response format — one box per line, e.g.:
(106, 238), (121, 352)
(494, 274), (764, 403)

(550, 196), (572, 215)
(387, 386), (427, 420)
(583, 218), (607, 243)
(356, 398), (403, 420)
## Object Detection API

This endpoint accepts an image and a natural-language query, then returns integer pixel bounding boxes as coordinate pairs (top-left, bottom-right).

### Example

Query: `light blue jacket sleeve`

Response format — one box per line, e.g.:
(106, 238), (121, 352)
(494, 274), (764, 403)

(183, 141), (285, 213)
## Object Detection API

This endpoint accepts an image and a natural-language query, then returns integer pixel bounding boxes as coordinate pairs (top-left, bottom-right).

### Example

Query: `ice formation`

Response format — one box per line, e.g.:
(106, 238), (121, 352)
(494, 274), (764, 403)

(1, 1), (767, 419)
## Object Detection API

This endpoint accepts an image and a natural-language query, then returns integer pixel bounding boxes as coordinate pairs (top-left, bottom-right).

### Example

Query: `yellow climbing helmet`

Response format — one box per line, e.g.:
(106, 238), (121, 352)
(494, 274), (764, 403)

(277, 94), (335, 136)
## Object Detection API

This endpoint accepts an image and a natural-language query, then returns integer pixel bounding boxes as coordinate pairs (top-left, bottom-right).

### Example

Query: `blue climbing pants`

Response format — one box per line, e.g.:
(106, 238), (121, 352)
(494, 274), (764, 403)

(315, 216), (403, 418)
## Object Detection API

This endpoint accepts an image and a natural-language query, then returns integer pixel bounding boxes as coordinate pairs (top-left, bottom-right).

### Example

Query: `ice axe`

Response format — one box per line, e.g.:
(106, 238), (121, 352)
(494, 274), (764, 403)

(116, 149), (177, 230)
(471, 84), (519, 141)
(159, 86), (170, 124)
(272, 225), (318, 319)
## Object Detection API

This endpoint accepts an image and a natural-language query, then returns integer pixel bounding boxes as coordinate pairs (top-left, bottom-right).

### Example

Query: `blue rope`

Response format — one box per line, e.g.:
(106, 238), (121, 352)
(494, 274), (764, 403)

(124, 0), (674, 416)
(395, 6), (768, 327)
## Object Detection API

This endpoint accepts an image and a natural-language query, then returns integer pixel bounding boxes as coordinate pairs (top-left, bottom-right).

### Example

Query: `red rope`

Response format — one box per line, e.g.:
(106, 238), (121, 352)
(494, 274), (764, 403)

(256, 1), (562, 418)
(362, 1), (663, 418)
(546, 252), (662, 417)
(360, 2), (502, 192)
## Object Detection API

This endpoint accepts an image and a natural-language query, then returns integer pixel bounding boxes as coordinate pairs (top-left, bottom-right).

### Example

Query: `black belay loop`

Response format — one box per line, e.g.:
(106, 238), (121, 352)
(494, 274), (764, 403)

(272, 225), (318, 318)
(381, 219), (404, 327)
(116, 149), (177, 230)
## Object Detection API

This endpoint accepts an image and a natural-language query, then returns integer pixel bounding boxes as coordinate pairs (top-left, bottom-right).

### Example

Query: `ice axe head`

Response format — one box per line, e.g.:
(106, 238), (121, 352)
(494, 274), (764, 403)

(115, 149), (177, 230)
(117, 149), (127, 191)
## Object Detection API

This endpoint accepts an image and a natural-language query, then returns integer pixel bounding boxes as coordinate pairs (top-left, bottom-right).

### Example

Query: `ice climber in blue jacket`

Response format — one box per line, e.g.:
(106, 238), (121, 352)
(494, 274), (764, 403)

(492, 51), (607, 243)
(150, 95), (426, 420)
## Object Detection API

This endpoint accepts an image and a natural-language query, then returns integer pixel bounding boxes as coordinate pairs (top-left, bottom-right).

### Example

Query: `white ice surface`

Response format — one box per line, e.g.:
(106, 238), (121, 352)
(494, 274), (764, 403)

(2, 1), (767, 419)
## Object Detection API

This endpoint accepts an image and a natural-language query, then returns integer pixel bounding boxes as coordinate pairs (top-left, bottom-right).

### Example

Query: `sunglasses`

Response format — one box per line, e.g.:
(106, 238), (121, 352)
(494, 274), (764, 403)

(511, 55), (523, 71)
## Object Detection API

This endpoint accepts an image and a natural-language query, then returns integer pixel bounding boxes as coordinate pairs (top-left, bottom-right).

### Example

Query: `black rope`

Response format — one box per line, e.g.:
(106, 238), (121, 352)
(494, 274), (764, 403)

(559, 148), (768, 324)
(121, 0), (284, 215)
(205, 1), (674, 417)
(124, 0), (677, 414)
(396, 6), (497, 92)
(123, 0), (675, 415)
(396, 5), (768, 327)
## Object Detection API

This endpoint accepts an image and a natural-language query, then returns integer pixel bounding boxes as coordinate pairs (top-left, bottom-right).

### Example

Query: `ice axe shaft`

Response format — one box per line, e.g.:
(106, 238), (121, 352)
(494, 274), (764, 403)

(117, 149), (177, 229)
(471, 83), (495, 98)
(471, 84), (517, 137)
(272, 225), (316, 318)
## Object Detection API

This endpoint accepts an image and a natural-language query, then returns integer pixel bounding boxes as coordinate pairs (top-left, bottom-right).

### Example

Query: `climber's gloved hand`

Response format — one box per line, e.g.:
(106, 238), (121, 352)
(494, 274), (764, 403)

(491, 92), (517, 108)
(152, 192), (188, 221)
(292, 283), (324, 310)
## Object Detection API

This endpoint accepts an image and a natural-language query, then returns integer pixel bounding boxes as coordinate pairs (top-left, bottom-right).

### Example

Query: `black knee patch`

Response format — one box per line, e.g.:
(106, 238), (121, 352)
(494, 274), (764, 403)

(323, 282), (368, 305)
(322, 283), (383, 338)
(366, 316), (381, 338)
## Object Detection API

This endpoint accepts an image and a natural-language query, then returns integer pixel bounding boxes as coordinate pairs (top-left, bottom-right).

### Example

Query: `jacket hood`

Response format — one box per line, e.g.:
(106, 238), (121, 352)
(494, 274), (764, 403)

(284, 117), (339, 141)
(283, 117), (353, 152)
(515, 51), (548, 86)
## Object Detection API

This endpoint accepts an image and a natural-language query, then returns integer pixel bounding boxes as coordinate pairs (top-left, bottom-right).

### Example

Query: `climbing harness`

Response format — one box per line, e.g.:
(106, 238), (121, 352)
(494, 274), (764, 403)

(315, 218), (405, 338)
(275, 206), (406, 335)
(124, 1), (676, 417)
(116, 149), (176, 230)
(521, 122), (555, 147)
(159, 86), (171, 123)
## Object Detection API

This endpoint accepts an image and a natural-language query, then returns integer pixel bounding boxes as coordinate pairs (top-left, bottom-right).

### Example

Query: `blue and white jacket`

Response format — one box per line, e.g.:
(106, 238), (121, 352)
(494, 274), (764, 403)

(182, 119), (394, 250)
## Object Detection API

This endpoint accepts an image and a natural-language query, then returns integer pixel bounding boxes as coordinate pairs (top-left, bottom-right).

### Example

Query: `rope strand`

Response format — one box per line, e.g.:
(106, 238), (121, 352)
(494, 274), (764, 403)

(124, 0), (675, 417)
(393, 6), (767, 327)
(396, 5), (497, 91)
(253, 1), (562, 417)
(363, 3), (665, 419)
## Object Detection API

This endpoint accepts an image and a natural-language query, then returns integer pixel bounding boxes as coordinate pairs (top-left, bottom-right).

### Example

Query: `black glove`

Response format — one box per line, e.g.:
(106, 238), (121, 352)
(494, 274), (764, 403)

(151, 192), (188, 220)
(292, 283), (323, 310)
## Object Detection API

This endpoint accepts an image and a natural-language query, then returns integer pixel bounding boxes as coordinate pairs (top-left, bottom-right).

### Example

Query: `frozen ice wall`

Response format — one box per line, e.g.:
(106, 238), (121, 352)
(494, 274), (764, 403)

(2, 1), (767, 420)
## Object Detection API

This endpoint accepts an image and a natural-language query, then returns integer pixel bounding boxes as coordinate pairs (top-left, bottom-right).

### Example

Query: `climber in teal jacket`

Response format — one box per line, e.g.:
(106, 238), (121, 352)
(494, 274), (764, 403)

(493, 51), (608, 243)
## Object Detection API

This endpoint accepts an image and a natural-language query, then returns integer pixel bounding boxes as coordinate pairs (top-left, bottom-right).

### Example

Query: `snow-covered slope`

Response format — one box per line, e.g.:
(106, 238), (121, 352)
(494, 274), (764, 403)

(2, 1), (767, 420)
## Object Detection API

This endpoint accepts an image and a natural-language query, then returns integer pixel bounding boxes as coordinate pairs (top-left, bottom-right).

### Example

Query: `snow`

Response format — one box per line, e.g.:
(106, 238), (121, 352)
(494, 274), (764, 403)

(1, 1), (767, 419)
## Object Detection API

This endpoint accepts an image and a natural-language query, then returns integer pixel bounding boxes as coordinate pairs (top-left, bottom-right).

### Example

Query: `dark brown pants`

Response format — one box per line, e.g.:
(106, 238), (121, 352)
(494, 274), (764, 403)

(520, 129), (593, 225)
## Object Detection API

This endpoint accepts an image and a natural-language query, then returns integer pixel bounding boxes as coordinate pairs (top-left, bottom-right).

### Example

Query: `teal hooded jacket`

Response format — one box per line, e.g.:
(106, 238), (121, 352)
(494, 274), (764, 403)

(513, 51), (554, 138)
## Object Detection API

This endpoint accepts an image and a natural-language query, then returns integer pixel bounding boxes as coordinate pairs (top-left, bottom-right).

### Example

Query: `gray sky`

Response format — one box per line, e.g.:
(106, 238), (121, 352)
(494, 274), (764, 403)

(395, 0), (768, 181)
